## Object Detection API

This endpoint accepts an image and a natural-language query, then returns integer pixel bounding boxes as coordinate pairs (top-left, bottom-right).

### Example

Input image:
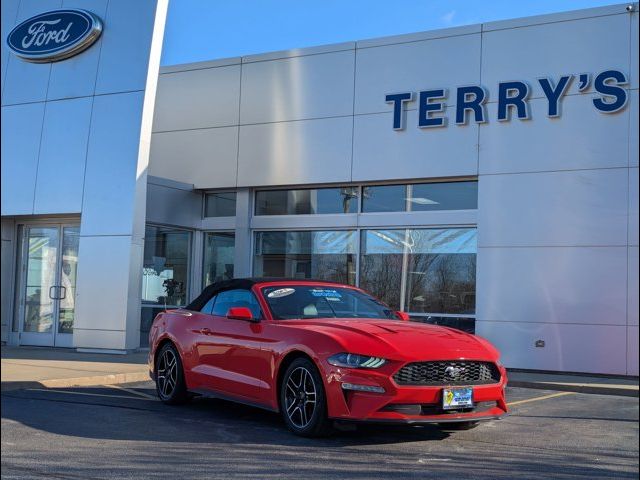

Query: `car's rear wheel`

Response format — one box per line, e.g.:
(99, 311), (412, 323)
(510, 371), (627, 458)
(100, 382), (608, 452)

(280, 358), (332, 437)
(438, 421), (479, 430)
(155, 343), (189, 405)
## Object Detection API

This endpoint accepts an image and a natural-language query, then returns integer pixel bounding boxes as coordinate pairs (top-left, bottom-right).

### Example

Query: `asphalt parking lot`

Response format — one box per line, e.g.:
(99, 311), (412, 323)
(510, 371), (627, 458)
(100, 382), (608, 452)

(1, 381), (638, 479)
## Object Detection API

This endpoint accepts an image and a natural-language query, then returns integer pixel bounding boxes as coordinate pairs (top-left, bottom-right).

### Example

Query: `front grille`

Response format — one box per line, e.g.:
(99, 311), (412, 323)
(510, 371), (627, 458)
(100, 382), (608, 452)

(393, 361), (501, 386)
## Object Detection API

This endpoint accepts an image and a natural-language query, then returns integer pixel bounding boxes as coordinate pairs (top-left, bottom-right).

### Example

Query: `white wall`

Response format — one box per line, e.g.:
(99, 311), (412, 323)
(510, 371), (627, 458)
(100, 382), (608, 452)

(1, 0), (169, 350)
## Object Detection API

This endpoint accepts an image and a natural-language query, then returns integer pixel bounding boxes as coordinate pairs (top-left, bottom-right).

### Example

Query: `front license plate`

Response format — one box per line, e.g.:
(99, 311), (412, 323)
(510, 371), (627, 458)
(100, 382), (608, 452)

(442, 387), (473, 410)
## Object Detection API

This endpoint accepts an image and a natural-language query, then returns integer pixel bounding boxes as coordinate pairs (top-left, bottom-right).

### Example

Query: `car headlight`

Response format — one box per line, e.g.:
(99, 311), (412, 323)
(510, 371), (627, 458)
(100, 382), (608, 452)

(327, 353), (386, 369)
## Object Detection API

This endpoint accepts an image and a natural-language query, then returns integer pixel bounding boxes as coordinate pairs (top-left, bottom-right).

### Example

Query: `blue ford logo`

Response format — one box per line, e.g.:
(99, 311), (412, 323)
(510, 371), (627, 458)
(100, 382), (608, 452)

(6, 9), (102, 63)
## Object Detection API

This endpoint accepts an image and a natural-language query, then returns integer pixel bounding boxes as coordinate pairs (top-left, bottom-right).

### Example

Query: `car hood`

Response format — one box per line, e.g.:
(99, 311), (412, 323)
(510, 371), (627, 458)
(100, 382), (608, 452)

(278, 318), (498, 362)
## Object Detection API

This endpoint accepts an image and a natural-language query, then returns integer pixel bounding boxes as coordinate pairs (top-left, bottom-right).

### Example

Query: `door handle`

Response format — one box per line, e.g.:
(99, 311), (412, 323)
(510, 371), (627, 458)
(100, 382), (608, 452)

(200, 327), (212, 335)
(49, 286), (57, 299)
(59, 286), (66, 300)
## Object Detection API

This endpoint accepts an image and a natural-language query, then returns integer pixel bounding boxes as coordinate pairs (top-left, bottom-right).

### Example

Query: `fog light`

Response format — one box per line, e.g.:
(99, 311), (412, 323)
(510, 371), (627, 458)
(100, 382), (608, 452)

(341, 383), (385, 393)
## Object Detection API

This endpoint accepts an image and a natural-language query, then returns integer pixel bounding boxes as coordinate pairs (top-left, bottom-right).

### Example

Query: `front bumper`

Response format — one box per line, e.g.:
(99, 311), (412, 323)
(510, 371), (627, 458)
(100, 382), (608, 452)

(323, 362), (508, 424)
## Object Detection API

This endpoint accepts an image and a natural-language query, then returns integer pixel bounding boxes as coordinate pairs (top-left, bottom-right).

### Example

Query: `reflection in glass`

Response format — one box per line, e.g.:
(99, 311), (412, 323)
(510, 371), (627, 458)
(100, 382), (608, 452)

(362, 185), (406, 213)
(255, 188), (358, 215)
(23, 227), (58, 333)
(141, 226), (191, 347)
(142, 226), (190, 307)
(360, 228), (476, 314)
(254, 230), (356, 284)
(58, 227), (79, 334)
(409, 182), (478, 211)
(203, 232), (235, 287)
(204, 192), (236, 217)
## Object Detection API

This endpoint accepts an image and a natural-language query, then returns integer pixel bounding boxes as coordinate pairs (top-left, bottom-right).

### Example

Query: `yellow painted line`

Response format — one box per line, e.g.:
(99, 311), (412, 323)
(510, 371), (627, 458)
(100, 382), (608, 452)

(26, 388), (152, 401)
(508, 391), (575, 406)
(105, 384), (157, 400)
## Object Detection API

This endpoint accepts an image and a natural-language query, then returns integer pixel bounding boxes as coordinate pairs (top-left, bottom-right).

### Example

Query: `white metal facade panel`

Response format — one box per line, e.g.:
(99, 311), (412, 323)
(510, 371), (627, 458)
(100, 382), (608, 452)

(80, 91), (145, 237)
(630, 168), (639, 246)
(354, 33), (481, 115)
(34, 97), (93, 214)
(477, 246), (627, 326)
(0, 0), (20, 99)
(479, 95), (630, 174)
(237, 116), (353, 187)
(94, 0), (158, 95)
(630, 90), (639, 167)
(631, 10), (639, 90)
(628, 326), (639, 375)
(352, 109), (478, 182)
(481, 14), (630, 100)
(477, 169), (629, 247)
(240, 50), (355, 124)
(629, 247), (639, 327)
(153, 65), (241, 131)
(150, 127), (239, 188)
(476, 321), (628, 374)
(0, 102), (45, 215)
(1, 0), (60, 105)
(46, 0), (108, 101)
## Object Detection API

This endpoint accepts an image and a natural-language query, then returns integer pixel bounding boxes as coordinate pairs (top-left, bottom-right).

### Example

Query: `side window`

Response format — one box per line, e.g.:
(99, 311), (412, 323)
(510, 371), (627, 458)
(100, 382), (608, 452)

(200, 295), (217, 314)
(211, 289), (262, 319)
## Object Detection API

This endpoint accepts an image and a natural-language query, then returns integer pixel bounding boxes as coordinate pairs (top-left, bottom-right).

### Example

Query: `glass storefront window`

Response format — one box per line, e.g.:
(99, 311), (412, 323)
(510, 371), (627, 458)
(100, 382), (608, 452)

(141, 225), (191, 347)
(203, 232), (235, 287)
(205, 192), (236, 217)
(362, 181), (478, 213)
(360, 228), (476, 314)
(255, 187), (358, 215)
(362, 185), (406, 213)
(254, 230), (356, 284)
(409, 182), (478, 211)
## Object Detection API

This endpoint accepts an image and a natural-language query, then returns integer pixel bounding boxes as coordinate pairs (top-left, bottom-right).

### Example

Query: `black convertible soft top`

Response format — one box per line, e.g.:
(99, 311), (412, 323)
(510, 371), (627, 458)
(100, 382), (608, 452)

(185, 277), (345, 312)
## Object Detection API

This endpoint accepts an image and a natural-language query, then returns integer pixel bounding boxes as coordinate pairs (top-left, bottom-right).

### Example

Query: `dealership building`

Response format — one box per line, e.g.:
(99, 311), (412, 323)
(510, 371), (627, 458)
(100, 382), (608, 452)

(1, 1), (638, 376)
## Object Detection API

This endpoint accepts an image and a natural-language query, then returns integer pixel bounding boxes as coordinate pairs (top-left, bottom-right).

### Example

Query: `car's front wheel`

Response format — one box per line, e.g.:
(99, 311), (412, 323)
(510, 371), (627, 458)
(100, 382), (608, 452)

(155, 342), (189, 405)
(280, 357), (332, 437)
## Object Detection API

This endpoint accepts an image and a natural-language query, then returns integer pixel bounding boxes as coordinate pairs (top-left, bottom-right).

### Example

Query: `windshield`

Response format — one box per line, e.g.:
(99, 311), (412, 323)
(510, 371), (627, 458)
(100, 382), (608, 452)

(261, 285), (398, 320)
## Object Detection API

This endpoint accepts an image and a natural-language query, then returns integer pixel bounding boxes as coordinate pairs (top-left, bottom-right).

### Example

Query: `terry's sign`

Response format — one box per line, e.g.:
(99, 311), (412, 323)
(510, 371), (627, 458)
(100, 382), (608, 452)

(386, 70), (629, 130)
(6, 9), (102, 63)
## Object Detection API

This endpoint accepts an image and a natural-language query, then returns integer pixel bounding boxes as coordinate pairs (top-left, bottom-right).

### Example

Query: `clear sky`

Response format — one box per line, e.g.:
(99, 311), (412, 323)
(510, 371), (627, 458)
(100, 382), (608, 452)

(161, 0), (621, 65)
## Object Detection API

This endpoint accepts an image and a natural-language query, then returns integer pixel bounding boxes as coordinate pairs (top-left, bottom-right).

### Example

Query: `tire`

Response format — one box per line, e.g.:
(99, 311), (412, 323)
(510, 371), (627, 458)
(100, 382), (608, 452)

(438, 421), (479, 430)
(280, 357), (332, 437)
(155, 342), (189, 405)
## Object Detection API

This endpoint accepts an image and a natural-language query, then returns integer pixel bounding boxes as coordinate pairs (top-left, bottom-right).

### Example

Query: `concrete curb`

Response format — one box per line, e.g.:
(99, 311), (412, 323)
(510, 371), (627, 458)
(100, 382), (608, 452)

(1, 371), (150, 392)
(509, 380), (639, 398)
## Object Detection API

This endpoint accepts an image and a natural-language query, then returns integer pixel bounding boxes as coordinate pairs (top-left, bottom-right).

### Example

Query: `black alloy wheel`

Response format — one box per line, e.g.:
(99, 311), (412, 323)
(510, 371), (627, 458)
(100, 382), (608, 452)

(280, 357), (331, 437)
(155, 343), (189, 405)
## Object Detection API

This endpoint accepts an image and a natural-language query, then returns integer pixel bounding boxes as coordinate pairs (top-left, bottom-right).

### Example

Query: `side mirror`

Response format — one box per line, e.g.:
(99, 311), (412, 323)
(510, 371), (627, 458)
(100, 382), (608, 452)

(227, 307), (258, 322)
(396, 311), (410, 321)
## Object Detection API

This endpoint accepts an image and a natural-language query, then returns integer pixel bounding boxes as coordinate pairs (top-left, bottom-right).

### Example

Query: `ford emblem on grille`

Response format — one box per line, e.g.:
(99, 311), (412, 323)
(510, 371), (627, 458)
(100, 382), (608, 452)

(444, 365), (466, 378)
(6, 9), (103, 63)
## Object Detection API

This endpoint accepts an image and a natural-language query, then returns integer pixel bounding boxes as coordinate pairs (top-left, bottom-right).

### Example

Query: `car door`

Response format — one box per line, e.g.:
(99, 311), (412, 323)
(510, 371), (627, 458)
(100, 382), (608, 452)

(183, 294), (223, 391)
(205, 289), (272, 402)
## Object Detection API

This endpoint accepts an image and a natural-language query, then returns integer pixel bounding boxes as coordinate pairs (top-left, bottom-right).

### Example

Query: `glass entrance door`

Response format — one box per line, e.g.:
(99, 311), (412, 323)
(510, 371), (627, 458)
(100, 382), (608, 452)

(18, 225), (79, 347)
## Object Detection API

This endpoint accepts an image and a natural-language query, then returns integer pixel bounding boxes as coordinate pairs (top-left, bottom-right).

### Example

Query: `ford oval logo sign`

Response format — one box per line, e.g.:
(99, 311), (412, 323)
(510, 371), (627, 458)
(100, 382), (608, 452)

(6, 9), (102, 63)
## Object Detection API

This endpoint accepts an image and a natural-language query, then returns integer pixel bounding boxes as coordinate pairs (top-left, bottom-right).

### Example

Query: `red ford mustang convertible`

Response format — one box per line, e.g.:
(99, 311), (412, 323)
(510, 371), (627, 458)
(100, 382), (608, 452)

(149, 279), (508, 436)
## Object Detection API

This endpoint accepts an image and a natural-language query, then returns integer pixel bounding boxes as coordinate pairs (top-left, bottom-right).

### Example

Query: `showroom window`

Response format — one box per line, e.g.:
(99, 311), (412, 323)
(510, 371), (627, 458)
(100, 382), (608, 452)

(204, 192), (236, 217)
(140, 225), (191, 347)
(255, 187), (358, 215)
(360, 228), (477, 314)
(254, 230), (356, 284)
(362, 181), (478, 213)
(203, 232), (235, 287)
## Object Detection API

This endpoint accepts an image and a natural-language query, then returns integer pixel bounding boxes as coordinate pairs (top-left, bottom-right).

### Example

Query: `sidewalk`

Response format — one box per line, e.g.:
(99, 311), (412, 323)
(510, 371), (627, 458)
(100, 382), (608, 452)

(1, 345), (638, 397)
(1, 345), (149, 392)
(508, 370), (639, 397)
